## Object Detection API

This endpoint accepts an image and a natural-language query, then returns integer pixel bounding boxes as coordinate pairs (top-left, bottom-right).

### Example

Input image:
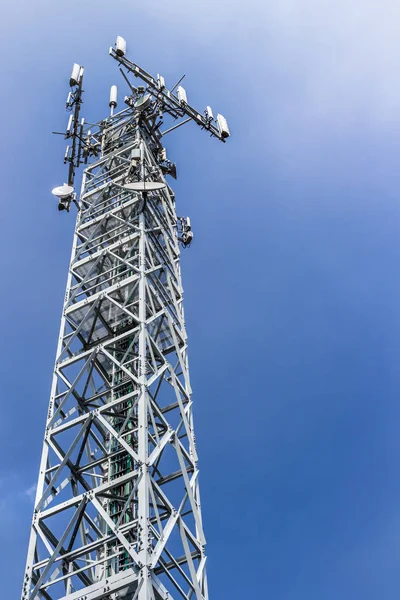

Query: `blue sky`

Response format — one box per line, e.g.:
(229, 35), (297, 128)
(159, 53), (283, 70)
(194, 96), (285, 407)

(1, 0), (400, 597)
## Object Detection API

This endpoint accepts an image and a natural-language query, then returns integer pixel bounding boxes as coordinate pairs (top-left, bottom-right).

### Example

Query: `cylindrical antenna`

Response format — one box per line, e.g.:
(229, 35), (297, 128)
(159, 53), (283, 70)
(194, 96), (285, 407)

(157, 74), (165, 90)
(109, 85), (118, 116)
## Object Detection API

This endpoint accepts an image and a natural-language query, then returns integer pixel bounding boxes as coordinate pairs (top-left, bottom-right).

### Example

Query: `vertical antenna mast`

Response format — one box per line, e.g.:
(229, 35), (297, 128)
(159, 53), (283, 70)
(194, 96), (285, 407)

(22, 35), (230, 600)
(52, 64), (85, 212)
(66, 64), (85, 187)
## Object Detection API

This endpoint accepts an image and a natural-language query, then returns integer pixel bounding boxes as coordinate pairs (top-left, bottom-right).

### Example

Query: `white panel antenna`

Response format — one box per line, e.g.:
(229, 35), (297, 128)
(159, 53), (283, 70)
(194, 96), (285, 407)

(66, 115), (74, 137)
(69, 63), (81, 87)
(116, 35), (127, 57)
(177, 85), (187, 105)
(205, 105), (214, 120)
(216, 113), (230, 138)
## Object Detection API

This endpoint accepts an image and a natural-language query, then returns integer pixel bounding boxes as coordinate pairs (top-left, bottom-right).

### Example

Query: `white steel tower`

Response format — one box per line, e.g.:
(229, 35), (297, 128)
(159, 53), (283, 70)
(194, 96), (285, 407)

(21, 36), (229, 600)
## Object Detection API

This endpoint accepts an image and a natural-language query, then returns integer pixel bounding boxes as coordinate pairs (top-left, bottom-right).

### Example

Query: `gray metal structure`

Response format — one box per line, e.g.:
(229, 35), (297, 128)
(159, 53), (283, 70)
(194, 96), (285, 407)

(21, 37), (229, 600)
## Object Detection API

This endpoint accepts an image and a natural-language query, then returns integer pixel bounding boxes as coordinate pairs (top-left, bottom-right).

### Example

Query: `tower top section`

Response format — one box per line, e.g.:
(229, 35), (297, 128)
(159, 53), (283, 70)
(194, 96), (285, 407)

(109, 35), (230, 142)
(52, 35), (230, 212)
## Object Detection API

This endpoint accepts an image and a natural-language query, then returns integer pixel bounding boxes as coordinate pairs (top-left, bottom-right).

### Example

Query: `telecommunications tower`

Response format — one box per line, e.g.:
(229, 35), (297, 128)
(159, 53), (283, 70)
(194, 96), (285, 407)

(21, 36), (229, 600)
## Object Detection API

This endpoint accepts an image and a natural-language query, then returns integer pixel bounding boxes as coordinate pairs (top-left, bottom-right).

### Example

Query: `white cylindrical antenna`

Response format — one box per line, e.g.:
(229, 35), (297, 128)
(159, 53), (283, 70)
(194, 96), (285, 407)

(70, 63), (81, 87)
(216, 113), (230, 138)
(109, 85), (118, 115)
(66, 115), (74, 137)
(116, 35), (127, 57)
(205, 106), (214, 121)
(157, 74), (165, 90)
(177, 86), (187, 105)
(160, 148), (167, 161)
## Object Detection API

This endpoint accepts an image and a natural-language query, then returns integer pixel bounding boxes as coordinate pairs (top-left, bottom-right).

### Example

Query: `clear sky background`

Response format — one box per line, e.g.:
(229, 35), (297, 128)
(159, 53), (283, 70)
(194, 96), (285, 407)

(1, 1), (400, 598)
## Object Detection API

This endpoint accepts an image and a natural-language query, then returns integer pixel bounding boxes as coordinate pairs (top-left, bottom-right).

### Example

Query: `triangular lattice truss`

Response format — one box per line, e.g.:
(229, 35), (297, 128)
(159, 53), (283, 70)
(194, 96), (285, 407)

(22, 107), (208, 600)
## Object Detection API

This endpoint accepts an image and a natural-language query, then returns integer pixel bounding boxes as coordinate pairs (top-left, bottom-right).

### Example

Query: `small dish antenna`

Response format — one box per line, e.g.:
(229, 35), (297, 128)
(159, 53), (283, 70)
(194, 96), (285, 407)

(51, 184), (74, 199)
(123, 181), (166, 192)
(134, 94), (151, 111)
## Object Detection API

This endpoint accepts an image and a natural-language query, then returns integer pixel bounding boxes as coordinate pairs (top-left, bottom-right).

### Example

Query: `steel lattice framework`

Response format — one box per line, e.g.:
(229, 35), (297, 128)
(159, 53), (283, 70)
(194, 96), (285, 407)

(21, 38), (229, 600)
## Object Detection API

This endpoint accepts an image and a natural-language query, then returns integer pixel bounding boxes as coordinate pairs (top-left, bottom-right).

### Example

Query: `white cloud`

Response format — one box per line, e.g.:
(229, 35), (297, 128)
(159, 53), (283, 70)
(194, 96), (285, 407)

(267, 1), (400, 121)
(0, 475), (37, 523)
(138, 0), (400, 124)
(24, 483), (37, 502)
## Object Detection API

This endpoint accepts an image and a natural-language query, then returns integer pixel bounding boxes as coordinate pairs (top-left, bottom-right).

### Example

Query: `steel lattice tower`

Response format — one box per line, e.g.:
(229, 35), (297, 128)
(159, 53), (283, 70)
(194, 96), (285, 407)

(21, 37), (229, 600)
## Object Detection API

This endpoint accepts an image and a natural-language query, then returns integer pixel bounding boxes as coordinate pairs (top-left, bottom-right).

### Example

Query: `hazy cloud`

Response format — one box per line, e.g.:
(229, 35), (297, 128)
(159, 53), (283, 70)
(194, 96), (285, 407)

(24, 483), (37, 502)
